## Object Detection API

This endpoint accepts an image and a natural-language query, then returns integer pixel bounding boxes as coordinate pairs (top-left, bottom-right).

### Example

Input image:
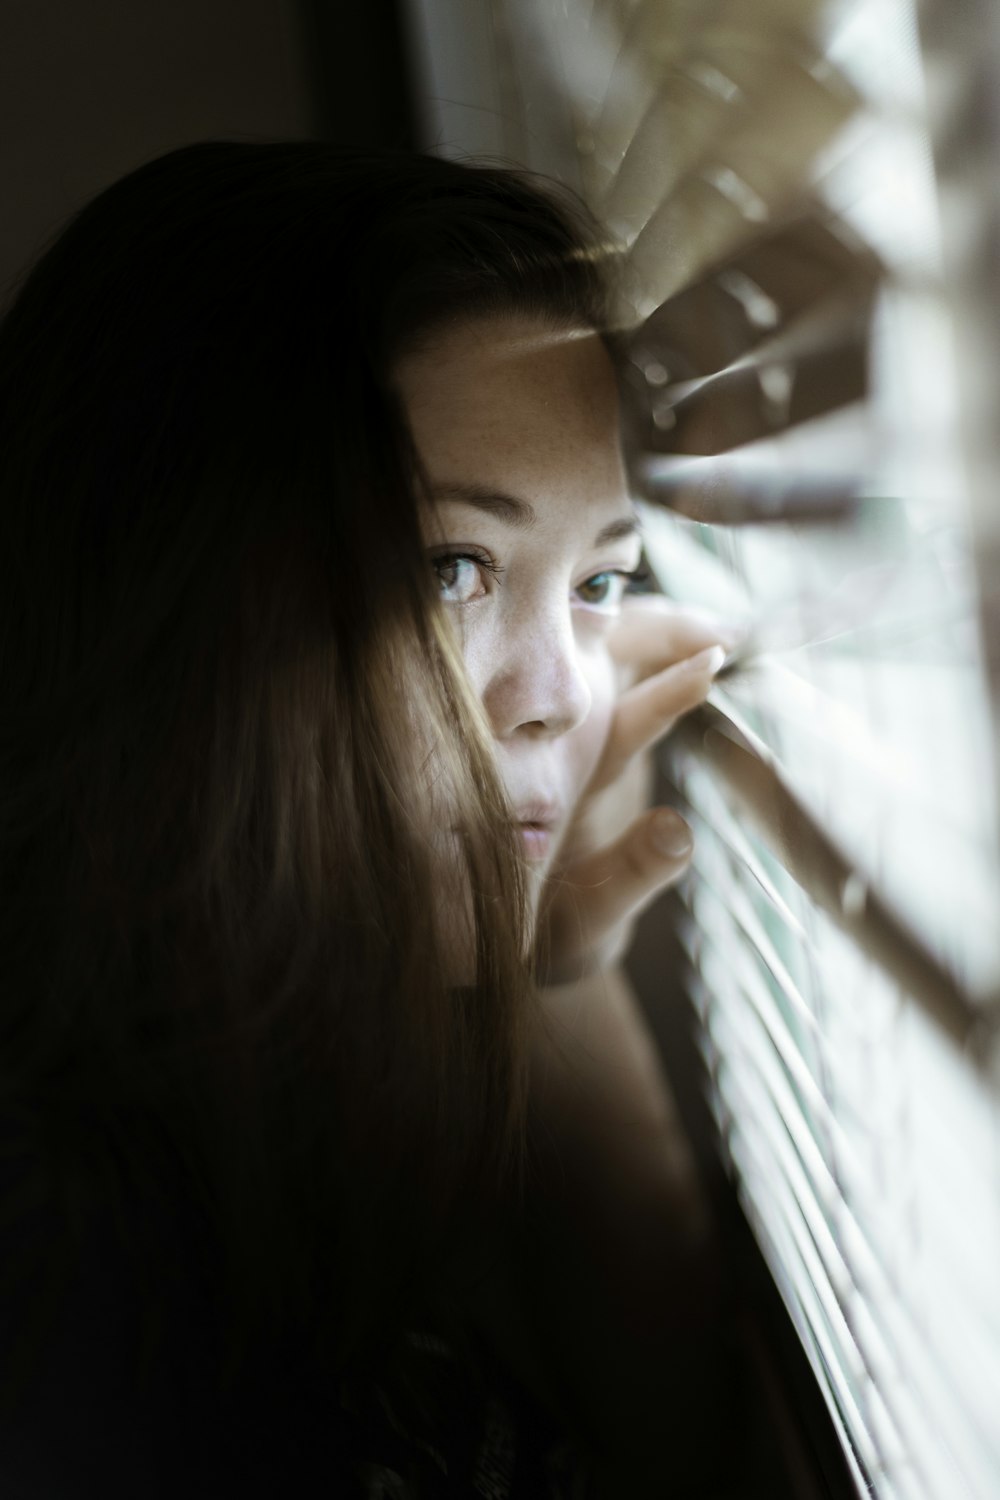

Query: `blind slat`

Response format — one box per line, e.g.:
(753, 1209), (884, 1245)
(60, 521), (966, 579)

(635, 404), (873, 523)
(677, 700), (993, 1053)
(740, 1191), (884, 1497)
(730, 1134), (988, 1500)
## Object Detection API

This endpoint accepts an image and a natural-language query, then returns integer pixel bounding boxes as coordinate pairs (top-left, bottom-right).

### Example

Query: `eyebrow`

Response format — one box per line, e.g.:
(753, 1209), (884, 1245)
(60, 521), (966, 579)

(430, 482), (641, 547)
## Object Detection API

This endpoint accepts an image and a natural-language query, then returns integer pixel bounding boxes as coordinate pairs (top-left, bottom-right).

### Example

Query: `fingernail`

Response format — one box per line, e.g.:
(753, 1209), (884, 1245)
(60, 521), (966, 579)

(683, 644), (726, 676)
(650, 808), (694, 859)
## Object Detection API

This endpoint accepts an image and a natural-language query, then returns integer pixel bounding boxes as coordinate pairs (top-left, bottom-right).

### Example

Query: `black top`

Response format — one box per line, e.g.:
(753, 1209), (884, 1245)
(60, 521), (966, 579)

(0, 1122), (591, 1499)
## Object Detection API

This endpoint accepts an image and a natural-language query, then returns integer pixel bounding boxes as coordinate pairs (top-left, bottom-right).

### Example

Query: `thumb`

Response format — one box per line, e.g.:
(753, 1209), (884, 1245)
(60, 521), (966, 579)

(540, 808), (694, 981)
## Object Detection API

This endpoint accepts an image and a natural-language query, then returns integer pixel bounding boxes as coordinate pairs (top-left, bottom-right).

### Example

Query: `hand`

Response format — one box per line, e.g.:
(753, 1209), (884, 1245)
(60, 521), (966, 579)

(535, 596), (738, 983)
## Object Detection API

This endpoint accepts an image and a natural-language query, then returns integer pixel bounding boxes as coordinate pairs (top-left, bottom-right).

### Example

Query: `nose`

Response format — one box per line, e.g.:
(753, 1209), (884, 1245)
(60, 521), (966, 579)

(479, 605), (592, 741)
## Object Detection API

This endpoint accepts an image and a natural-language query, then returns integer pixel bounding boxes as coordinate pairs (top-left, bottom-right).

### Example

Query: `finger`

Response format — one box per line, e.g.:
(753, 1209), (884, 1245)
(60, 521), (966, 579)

(590, 644), (725, 793)
(610, 595), (745, 674)
(541, 808), (694, 979)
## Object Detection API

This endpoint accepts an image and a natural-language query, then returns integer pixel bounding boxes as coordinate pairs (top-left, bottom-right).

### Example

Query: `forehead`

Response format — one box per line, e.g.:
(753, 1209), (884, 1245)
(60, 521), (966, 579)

(394, 315), (628, 521)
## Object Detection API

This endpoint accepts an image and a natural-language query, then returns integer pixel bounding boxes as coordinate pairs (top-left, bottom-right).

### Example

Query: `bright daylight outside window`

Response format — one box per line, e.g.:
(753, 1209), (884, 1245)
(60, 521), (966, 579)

(407, 1), (1000, 1495)
(626, 4), (1000, 1495)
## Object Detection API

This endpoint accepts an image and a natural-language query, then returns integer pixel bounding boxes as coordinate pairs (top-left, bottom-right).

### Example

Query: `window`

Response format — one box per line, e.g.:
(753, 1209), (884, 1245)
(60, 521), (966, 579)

(407, 1), (1000, 1493)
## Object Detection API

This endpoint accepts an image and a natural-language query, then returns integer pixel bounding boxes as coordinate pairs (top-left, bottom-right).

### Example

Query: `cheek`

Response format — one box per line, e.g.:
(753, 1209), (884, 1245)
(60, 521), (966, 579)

(567, 647), (618, 797)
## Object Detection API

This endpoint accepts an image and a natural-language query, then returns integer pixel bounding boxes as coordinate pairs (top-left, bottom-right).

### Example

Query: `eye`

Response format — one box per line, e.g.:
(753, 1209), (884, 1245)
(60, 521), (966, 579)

(431, 550), (502, 604)
(575, 569), (633, 611)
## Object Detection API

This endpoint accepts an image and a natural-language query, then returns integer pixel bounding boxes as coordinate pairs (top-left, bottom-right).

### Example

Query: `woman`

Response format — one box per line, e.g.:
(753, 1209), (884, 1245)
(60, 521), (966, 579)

(0, 143), (731, 1495)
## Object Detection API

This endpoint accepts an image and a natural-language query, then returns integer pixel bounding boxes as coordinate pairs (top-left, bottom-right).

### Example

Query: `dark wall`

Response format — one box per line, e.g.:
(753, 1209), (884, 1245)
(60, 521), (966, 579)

(0, 0), (417, 309)
(298, 0), (418, 151)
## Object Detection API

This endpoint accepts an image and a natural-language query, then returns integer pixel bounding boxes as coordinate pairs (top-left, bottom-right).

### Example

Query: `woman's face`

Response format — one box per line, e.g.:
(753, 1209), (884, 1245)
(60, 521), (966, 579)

(395, 315), (641, 915)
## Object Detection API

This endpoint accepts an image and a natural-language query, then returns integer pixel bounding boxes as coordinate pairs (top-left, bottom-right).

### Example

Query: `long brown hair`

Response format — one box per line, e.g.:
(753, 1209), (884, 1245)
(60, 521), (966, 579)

(0, 143), (611, 1367)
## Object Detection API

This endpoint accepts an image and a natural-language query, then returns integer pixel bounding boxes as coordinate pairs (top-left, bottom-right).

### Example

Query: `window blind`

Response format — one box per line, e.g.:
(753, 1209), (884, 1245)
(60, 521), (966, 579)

(407, 1), (1000, 1494)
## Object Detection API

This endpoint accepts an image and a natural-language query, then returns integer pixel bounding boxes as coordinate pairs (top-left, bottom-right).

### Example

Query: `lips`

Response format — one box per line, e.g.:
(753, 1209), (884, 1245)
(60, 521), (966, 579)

(512, 800), (562, 863)
(513, 800), (560, 830)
